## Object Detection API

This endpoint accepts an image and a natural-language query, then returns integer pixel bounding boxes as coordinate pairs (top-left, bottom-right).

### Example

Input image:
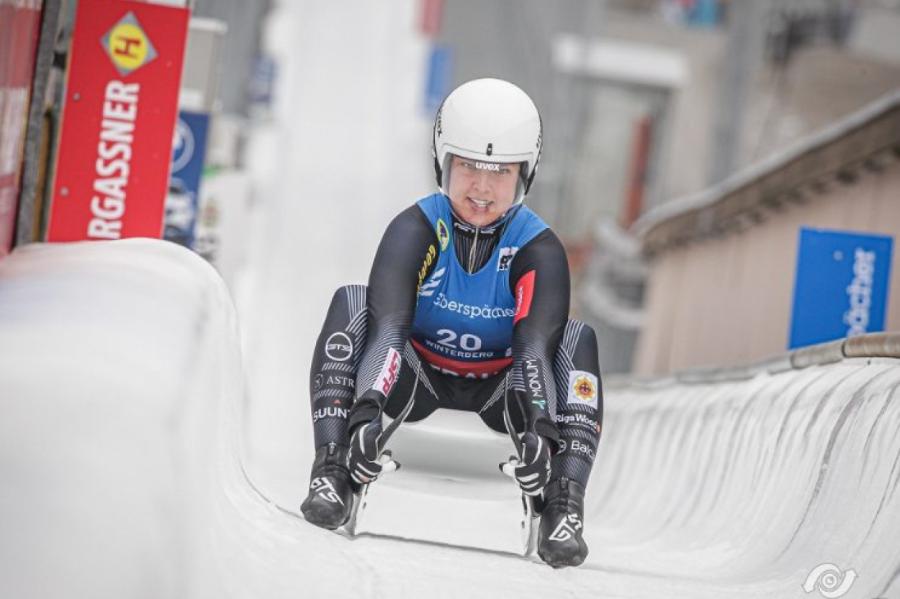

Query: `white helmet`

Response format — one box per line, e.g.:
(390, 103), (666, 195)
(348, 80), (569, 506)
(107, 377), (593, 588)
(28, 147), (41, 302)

(433, 78), (542, 204)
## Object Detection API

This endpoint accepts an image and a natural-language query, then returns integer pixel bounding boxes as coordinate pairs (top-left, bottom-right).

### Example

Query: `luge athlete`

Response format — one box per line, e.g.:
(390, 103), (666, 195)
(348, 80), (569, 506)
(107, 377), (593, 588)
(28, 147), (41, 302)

(300, 78), (603, 568)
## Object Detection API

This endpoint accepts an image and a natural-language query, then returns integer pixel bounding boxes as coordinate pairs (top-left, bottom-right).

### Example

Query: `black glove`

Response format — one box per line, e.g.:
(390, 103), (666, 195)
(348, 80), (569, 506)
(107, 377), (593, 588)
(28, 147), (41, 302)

(500, 431), (552, 496)
(347, 418), (397, 485)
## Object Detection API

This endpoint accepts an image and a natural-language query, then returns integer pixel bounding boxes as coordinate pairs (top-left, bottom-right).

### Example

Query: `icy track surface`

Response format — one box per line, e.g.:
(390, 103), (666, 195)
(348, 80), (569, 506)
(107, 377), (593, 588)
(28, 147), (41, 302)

(2, 239), (899, 599)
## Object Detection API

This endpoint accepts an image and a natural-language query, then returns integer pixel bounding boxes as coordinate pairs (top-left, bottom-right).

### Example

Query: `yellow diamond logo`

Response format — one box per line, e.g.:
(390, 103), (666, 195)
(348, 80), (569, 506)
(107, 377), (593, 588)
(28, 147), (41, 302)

(100, 12), (158, 76)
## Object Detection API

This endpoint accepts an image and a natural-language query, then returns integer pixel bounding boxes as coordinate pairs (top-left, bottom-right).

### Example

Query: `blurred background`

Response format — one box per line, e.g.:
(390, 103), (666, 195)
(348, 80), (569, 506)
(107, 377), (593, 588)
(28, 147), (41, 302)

(3, 0), (899, 452)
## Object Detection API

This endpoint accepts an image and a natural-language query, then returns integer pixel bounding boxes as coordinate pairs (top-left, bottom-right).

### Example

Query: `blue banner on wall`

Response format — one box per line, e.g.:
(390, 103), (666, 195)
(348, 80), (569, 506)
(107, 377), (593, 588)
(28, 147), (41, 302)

(789, 227), (894, 349)
(424, 45), (453, 116)
(165, 110), (210, 249)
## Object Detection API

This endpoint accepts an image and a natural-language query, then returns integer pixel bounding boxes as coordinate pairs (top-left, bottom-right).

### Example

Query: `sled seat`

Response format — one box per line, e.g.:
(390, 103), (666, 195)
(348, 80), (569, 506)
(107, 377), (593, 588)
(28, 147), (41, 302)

(386, 408), (513, 480)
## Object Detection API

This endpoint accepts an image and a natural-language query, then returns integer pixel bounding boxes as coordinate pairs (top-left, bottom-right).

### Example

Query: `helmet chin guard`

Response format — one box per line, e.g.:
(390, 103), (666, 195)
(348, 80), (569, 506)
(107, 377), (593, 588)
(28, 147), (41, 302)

(433, 78), (542, 204)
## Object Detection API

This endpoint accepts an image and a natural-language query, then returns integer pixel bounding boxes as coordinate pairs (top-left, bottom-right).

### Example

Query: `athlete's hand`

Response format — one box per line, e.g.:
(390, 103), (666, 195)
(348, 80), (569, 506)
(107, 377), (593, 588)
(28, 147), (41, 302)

(347, 419), (398, 486)
(500, 431), (552, 496)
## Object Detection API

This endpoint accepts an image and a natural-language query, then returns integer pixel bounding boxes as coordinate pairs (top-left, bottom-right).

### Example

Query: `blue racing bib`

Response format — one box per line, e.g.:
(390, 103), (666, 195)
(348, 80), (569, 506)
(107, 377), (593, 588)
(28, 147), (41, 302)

(410, 194), (547, 378)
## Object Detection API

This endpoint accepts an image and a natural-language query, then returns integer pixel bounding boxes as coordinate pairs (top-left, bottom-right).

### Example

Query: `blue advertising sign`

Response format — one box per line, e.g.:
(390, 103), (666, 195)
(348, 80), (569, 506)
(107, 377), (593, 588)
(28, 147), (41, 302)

(789, 227), (894, 349)
(249, 55), (277, 112)
(165, 110), (210, 248)
(425, 44), (452, 116)
(685, 0), (719, 27)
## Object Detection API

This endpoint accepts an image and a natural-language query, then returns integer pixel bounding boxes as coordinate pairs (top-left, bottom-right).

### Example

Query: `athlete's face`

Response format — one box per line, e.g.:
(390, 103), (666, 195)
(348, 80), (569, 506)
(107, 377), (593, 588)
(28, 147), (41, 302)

(447, 155), (520, 227)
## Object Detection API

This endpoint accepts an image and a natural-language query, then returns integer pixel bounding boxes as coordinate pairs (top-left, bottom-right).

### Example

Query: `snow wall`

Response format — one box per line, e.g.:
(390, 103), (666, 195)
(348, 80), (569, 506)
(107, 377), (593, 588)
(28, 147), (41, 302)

(0, 241), (235, 598)
(1, 239), (899, 599)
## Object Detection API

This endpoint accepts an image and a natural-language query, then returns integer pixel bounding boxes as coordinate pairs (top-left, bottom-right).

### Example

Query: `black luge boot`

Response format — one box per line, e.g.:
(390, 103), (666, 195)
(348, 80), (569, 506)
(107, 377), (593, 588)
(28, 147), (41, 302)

(537, 477), (589, 568)
(300, 443), (355, 530)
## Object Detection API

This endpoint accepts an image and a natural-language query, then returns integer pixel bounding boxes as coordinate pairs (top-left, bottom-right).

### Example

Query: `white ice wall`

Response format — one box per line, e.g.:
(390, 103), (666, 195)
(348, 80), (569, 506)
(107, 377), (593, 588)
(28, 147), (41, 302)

(593, 363), (900, 598)
(0, 240), (240, 599)
(2, 239), (898, 599)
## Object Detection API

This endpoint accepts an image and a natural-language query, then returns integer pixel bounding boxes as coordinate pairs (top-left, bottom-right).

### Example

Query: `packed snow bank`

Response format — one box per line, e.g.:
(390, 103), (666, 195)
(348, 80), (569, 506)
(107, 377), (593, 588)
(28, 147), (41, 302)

(2, 239), (899, 599)
(0, 240), (238, 599)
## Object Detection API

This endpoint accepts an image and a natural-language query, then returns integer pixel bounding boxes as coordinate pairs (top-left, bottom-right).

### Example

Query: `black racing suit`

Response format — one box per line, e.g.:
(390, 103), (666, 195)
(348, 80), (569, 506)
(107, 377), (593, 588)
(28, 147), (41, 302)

(308, 201), (603, 487)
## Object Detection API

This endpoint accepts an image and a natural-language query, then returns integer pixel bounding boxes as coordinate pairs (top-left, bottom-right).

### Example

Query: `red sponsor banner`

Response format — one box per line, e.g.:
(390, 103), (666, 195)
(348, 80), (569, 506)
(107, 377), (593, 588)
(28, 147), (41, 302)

(419, 0), (444, 37)
(0, 0), (43, 258)
(47, 0), (189, 242)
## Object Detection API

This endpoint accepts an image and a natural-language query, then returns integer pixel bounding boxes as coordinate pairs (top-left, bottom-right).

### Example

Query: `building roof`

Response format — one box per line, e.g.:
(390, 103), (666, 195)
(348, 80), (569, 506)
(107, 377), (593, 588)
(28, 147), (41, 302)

(633, 88), (900, 257)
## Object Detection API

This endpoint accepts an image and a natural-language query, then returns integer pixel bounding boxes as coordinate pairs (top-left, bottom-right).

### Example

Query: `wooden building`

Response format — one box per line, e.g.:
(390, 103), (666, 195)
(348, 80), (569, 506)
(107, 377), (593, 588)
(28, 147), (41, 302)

(633, 90), (900, 375)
